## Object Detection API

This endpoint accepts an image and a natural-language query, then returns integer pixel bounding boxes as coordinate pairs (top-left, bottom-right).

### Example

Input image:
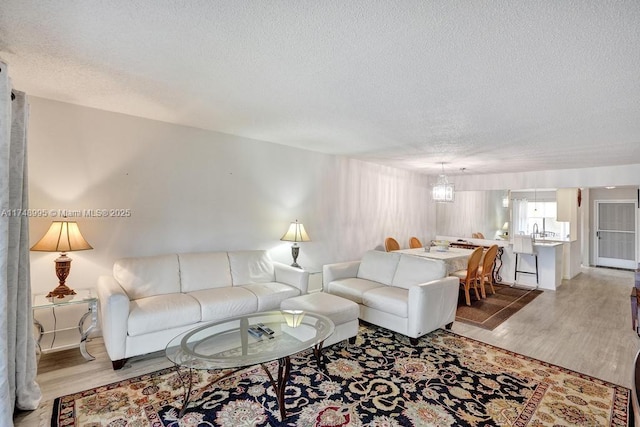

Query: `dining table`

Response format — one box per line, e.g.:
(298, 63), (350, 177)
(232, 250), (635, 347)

(394, 246), (475, 274)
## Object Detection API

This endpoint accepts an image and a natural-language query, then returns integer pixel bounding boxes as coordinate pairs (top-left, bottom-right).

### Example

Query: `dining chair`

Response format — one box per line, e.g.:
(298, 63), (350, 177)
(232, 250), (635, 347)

(409, 236), (423, 249)
(477, 244), (499, 297)
(451, 246), (484, 306)
(384, 237), (400, 252)
(476, 232), (485, 239)
(471, 233), (480, 238)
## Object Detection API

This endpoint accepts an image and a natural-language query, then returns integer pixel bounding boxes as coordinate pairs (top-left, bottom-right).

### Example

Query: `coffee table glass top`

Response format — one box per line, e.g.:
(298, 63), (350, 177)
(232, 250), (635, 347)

(166, 310), (334, 370)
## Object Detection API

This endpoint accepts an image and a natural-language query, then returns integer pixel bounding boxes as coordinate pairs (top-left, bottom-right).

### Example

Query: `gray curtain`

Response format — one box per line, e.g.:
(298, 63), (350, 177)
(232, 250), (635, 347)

(0, 60), (42, 425)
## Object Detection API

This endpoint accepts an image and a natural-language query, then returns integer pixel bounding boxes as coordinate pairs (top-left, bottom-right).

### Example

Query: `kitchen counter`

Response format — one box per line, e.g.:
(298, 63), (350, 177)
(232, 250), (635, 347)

(531, 236), (573, 243)
(514, 242), (563, 290)
(534, 241), (563, 247)
(532, 239), (581, 282)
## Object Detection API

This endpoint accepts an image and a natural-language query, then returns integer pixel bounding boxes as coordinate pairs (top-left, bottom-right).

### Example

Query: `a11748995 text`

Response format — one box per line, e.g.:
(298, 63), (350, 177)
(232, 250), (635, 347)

(0, 208), (132, 218)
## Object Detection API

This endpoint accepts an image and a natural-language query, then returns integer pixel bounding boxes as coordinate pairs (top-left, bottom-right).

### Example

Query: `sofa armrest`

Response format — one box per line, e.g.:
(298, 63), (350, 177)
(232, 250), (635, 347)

(323, 261), (361, 289)
(97, 275), (131, 361)
(406, 276), (459, 338)
(274, 262), (310, 294)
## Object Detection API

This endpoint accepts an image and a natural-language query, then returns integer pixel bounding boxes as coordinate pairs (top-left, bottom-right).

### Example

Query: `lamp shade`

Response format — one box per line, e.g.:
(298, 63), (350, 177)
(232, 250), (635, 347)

(280, 220), (311, 243)
(282, 309), (305, 328)
(31, 221), (93, 253)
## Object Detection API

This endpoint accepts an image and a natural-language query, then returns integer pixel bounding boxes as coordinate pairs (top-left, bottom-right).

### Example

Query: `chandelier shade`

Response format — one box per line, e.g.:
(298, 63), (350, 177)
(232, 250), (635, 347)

(432, 163), (455, 202)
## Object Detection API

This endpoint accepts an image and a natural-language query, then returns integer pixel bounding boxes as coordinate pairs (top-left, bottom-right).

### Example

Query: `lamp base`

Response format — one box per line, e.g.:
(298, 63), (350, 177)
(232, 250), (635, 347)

(290, 244), (302, 269)
(48, 253), (75, 298)
(46, 283), (76, 299)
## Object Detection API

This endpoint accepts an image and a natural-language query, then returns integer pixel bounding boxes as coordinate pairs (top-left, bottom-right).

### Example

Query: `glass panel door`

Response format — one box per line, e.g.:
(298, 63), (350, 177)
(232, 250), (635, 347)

(596, 201), (636, 269)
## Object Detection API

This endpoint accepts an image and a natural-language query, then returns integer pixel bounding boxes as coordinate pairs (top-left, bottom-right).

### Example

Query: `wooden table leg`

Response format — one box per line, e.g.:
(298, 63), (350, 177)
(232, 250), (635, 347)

(175, 365), (241, 418)
(313, 341), (327, 371)
(261, 356), (291, 421)
(177, 365), (194, 418)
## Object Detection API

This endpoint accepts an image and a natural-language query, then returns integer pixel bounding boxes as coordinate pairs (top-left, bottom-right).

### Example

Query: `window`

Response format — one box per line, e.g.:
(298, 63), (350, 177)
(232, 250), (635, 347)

(526, 202), (569, 239)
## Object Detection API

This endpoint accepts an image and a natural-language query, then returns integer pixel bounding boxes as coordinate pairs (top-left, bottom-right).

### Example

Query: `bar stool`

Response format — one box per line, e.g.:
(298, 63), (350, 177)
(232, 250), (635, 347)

(513, 235), (538, 286)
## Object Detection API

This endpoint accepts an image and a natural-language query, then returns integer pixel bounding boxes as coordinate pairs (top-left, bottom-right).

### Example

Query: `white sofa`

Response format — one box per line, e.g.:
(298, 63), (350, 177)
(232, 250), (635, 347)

(97, 250), (308, 369)
(323, 250), (459, 343)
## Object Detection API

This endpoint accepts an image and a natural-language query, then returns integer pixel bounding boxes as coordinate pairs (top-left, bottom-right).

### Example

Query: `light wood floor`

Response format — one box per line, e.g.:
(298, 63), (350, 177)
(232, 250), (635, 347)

(14, 265), (640, 426)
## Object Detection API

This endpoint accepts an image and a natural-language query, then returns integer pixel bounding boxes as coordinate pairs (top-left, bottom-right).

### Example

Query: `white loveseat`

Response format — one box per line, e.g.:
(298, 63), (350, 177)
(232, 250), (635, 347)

(323, 250), (459, 343)
(97, 250), (308, 369)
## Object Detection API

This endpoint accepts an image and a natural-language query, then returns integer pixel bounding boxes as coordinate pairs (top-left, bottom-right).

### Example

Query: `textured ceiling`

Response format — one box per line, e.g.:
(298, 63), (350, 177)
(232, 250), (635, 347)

(1, 1), (639, 176)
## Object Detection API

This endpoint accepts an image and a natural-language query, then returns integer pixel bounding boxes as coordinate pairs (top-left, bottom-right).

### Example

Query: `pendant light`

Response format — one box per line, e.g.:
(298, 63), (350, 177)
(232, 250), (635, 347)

(432, 162), (454, 202)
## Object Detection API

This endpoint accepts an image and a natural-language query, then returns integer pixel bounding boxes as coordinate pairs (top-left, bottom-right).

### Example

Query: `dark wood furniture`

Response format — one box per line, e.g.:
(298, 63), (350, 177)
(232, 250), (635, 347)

(629, 265), (639, 425)
(631, 264), (640, 335)
(633, 348), (640, 426)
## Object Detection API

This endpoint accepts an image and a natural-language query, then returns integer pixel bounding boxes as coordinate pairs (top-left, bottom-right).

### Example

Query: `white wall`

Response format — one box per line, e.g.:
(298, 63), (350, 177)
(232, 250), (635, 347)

(27, 97), (437, 297)
(436, 190), (509, 240)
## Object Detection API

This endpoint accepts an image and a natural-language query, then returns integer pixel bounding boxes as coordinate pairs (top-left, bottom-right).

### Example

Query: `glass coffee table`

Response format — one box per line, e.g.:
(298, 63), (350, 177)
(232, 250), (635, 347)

(165, 310), (334, 420)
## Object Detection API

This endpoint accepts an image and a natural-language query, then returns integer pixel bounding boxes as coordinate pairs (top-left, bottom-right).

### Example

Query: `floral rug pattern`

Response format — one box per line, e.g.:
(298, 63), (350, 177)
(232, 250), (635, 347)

(52, 326), (630, 426)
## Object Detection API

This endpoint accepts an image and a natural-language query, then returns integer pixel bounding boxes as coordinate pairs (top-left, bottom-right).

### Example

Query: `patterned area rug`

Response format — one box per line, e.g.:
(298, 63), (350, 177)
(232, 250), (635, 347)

(52, 326), (630, 426)
(456, 283), (543, 330)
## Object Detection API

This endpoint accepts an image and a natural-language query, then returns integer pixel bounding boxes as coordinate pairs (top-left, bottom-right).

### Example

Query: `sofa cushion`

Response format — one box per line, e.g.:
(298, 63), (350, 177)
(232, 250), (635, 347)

(114, 254), (180, 300)
(327, 277), (385, 304)
(188, 287), (258, 322)
(128, 293), (201, 336)
(357, 250), (400, 286)
(228, 250), (275, 285)
(391, 255), (447, 289)
(178, 252), (232, 292)
(363, 286), (409, 318)
(242, 282), (301, 311)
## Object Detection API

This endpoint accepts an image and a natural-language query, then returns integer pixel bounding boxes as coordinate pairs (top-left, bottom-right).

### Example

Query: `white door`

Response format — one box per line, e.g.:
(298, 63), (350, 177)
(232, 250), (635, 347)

(595, 201), (637, 269)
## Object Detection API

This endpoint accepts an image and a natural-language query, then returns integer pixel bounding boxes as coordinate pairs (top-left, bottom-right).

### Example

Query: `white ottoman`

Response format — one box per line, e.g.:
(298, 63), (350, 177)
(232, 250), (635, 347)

(280, 292), (359, 347)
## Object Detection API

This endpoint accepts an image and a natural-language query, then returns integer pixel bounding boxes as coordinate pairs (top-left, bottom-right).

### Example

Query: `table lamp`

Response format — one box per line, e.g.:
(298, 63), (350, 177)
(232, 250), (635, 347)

(30, 220), (93, 298)
(280, 220), (311, 269)
(502, 222), (509, 237)
(282, 309), (305, 328)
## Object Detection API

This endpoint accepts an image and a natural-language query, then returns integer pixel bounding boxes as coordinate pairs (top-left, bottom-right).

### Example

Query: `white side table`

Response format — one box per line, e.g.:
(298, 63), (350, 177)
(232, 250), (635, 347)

(32, 289), (98, 361)
(305, 268), (323, 293)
